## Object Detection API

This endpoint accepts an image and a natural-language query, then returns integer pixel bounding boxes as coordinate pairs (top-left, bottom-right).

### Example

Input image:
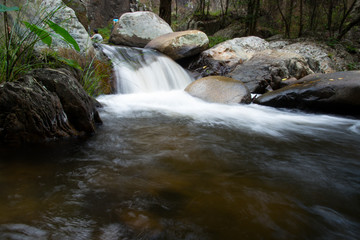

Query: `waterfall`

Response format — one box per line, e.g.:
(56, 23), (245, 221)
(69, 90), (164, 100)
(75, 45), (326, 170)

(100, 44), (193, 94)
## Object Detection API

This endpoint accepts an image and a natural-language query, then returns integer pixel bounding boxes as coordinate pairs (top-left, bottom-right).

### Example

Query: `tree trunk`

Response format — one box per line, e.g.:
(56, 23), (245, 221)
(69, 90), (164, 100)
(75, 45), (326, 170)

(298, 0), (303, 37)
(159, 0), (172, 25)
(327, 0), (334, 36)
(337, 14), (360, 40)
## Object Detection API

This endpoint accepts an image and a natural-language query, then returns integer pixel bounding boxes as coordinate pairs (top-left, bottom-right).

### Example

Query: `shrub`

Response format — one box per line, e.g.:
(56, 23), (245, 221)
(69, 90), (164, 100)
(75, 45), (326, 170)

(208, 36), (230, 48)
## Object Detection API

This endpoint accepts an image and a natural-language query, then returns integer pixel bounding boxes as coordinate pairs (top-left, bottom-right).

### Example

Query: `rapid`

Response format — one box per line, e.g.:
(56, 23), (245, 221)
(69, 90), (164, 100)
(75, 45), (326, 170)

(0, 45), (359, 239)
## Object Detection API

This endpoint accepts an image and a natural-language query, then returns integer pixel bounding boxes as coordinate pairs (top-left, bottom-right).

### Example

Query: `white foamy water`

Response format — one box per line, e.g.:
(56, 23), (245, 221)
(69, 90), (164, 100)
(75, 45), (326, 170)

(101, 45), (192, 93)
(97, 90), (360, 138)
(98, 44), (360, 138)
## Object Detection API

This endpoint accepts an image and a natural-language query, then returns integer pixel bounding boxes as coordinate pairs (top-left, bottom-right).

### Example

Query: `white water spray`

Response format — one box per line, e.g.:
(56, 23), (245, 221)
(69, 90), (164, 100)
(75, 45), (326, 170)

(98, 44), (360, 138)
(101, 44), (193, 93)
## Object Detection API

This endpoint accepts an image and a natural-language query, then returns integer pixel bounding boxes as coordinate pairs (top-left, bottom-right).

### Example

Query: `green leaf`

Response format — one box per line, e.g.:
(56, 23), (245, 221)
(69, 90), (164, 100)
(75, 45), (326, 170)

(45, 20), (80, 52)
(23, 21), (52, 47)
(0, 4), (19, 12)
(58, 57), (83, 70)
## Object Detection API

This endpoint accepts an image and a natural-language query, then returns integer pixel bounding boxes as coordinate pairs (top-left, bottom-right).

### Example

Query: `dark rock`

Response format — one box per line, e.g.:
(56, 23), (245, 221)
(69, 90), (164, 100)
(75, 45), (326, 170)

(87, 0), (130, 29)
(226, 49), (313, 93)
(254, 71), (360, 118)
(0, 76), (76, 145)
(0, 68), (103, 145)
(31, 68), (102, 133)
(185, 76), (251, 104)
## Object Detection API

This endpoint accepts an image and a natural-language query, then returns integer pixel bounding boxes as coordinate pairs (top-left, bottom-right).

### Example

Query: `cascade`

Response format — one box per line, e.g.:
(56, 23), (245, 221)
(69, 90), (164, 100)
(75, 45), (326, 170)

(100, 44), (193, 94)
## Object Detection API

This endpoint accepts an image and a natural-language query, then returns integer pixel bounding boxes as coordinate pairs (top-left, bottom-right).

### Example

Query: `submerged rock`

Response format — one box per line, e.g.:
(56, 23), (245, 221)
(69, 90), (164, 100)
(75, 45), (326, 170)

(185, 76), (251, 104)
(0, 68), (102, 145)
(109, 11), (173, 47)
(254, 71), (360, 118)
(145, 30), (209, 60)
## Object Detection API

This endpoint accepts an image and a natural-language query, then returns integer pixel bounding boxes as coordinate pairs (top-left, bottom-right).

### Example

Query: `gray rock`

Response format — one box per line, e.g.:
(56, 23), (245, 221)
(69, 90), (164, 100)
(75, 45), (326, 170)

(39, 0), (93, 52)
(145, 30), (209, 60)
(213, 22), (246, 39)
(282, 42), (335, 73)
(227, 49), (314, 93)
(109, 11), (173, 47)
(189, 36), (270, 77)
(185, 76), (251, 104)
(3, 0), (93, 52)
(254, 71), (360, 118)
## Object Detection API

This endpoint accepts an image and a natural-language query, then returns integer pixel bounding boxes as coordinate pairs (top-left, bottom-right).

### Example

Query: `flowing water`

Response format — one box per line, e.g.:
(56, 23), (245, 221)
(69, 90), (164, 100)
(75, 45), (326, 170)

(1, 45), (360, 240)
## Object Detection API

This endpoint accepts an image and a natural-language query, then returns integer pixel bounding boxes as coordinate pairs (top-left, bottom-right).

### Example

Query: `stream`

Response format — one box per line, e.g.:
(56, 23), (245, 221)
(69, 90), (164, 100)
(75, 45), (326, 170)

(0, 45), (360, 240)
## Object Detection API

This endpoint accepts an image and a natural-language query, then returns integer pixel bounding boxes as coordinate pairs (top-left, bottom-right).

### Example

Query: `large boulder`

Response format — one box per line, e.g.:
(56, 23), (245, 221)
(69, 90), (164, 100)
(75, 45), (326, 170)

(254, 71), (360, 118)
(109, 11), (173, 47)
(226, 49), (313, 93)
(0, 76), (75, 145)
(63, 0), (89, 31)
(0, 68), (102, 145)
(185, 76), (251, 104)
(31, 68), (102, 133)
(189, 36), (270, 76)
(39, 0), (93, 52)
(3, 0), (93, 52)
(188, 36), (356, 93)
(145, 30), (209, 60)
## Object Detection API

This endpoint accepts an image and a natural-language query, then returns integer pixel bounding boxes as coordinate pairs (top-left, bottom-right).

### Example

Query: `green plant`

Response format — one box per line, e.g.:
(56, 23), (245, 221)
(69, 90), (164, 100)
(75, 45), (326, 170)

(0, 2), (79, 83)
(326, 38), (339, 48)
(347, 62), (360, 70)
(345, 44), (357, 54)
(97, 23), (112, 42)
(56, 48), (112, 96)
(208, 36), (230, 48)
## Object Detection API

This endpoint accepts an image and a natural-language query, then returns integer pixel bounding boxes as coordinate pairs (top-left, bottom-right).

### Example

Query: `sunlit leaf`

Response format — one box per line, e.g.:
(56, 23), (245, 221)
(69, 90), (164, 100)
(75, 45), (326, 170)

(45, 20), (80, 52)
(58, 57), (83, 70)
(23, 21), (52, 47)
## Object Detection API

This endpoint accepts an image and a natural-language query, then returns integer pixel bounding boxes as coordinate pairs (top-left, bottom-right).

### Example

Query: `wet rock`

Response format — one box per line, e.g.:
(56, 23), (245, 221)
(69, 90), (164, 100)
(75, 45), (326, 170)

(254, 71), (360, 118)
(0, 76), (76, 145)
(0, 68), (102, 145)
(185, 76), (251, 104)
(31, 68), (102, 133)
(145, 30), (209, 60)
(109, 11), (173, 47)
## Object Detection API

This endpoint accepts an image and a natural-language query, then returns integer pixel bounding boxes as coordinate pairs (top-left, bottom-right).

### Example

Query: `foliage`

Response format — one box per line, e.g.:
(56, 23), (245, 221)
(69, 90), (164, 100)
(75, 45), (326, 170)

(0, 2), (79, 83)
(97, 23), (113, 42)
(208, 36), (230, 48)
(347, 62), (360, 70)
(55, 48), (113, 96)
(326, 38), (339, 48)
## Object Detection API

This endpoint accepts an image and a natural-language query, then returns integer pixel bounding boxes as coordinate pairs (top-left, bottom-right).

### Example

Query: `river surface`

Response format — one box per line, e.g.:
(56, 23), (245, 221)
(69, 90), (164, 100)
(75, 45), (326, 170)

(1, 46), (360, 239)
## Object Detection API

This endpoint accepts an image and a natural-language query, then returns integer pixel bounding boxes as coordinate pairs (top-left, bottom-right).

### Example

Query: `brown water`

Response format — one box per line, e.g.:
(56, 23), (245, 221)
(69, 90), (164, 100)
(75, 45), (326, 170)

(1, 91), (360, 240)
